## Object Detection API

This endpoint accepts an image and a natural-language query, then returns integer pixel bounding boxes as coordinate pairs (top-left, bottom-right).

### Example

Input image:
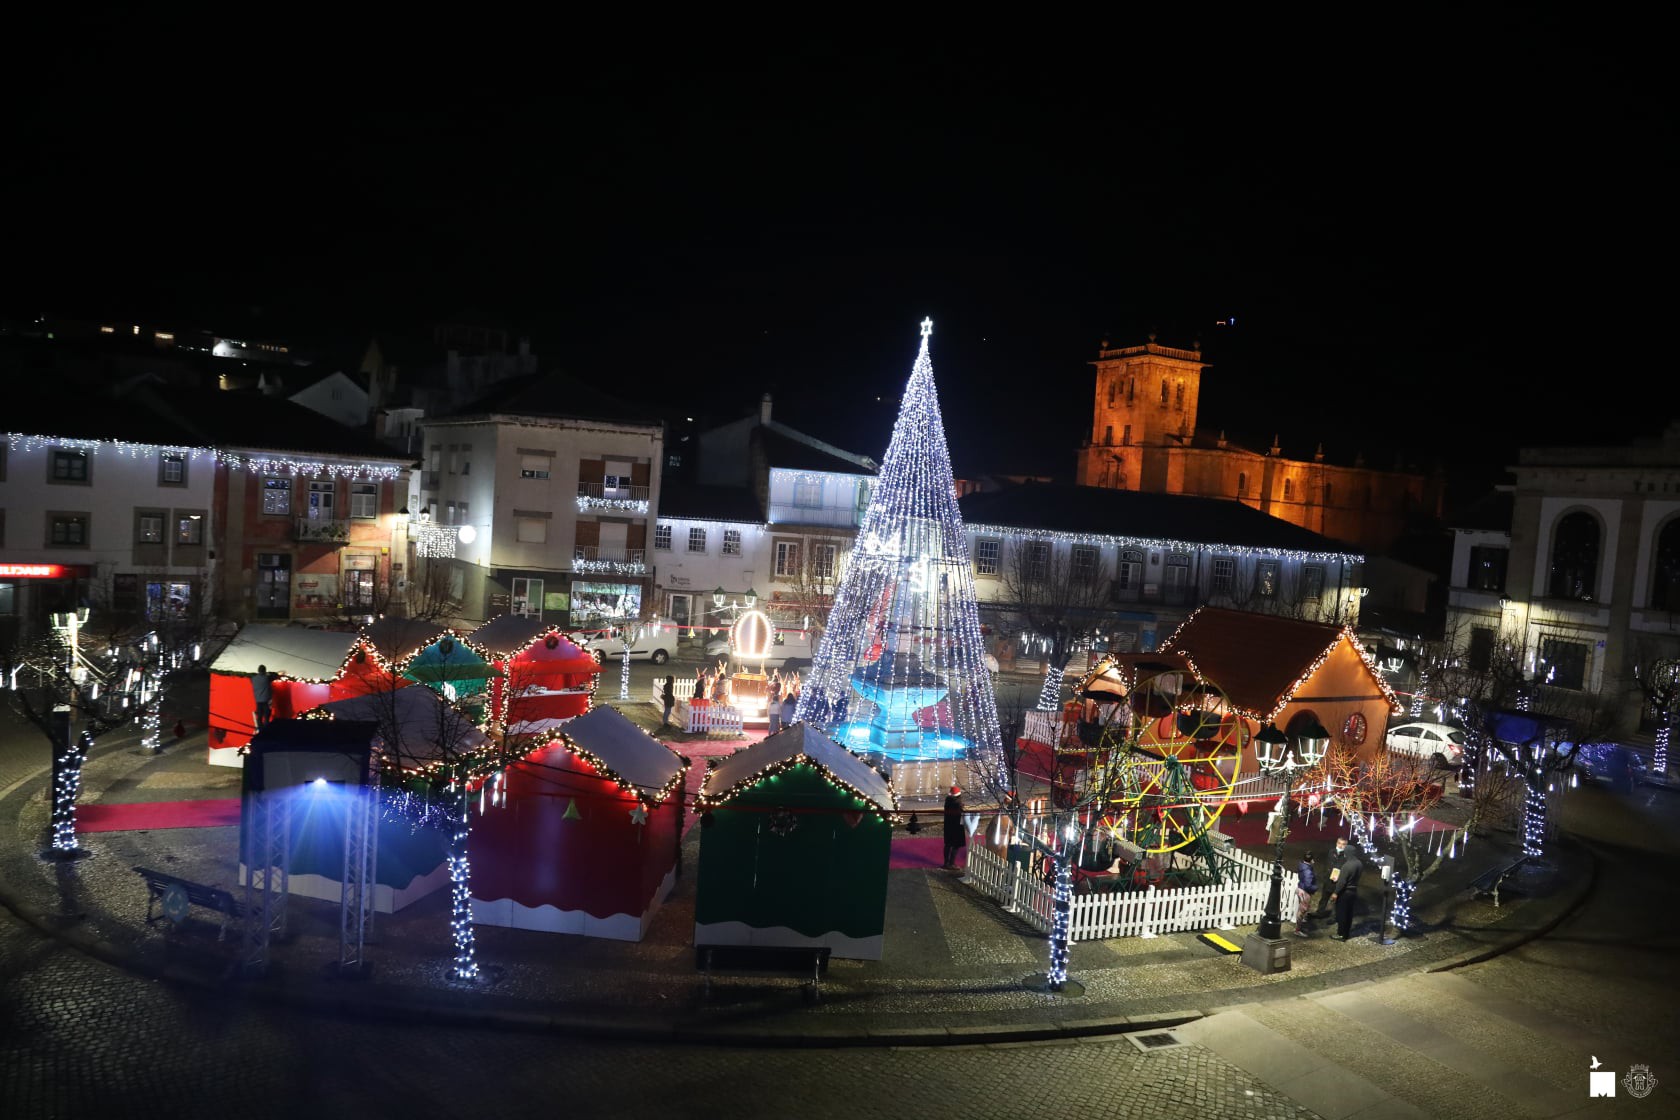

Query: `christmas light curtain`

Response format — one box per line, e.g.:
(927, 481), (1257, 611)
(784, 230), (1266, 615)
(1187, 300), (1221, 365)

(795, 320), (1004, 793)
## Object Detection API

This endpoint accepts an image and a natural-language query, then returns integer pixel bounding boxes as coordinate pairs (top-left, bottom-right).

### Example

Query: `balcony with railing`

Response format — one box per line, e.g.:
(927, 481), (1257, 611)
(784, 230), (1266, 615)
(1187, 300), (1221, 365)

(294, 517), (350, 545)
(573, 546), (647, 576)
(576, 481), (650, 514)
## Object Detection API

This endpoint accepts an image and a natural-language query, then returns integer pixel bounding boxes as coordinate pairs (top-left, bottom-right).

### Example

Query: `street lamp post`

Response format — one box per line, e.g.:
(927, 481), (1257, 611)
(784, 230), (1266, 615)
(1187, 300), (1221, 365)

(1243, 717), (1329, 972)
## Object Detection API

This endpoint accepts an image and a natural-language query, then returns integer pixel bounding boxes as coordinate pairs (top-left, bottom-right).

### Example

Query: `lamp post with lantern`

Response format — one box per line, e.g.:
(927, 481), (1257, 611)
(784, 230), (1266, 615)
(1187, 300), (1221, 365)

(1243, 716), (1330, 973)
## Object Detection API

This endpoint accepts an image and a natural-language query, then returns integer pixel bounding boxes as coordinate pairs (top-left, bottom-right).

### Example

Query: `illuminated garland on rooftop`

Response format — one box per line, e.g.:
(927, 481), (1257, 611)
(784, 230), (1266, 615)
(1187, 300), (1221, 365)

(1159, 608), (1404, 724)
(965, 522), (1363, 565)
(7, 432), (409, 480)
(697, 736), (898, 816)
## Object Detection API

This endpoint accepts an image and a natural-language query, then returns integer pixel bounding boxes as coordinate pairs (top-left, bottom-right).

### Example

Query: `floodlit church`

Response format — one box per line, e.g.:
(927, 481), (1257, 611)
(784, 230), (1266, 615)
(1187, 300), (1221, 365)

(1073, 338), (1441, 554)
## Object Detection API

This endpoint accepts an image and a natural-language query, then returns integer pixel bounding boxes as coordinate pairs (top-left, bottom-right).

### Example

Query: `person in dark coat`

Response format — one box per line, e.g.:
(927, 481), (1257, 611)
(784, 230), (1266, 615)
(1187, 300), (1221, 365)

(942, 784), (967, 870)
(1294, 853), (1317, 937)
(660, 675), (676, 729)
(1315, 836), (1348, 917)
(1330, 850), (1364, 940)
(250, 665), (275, 728)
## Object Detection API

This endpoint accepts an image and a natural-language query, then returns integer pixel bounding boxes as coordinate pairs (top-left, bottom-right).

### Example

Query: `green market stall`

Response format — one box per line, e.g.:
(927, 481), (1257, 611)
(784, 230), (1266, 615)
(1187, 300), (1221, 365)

(694, 723), (898, 959)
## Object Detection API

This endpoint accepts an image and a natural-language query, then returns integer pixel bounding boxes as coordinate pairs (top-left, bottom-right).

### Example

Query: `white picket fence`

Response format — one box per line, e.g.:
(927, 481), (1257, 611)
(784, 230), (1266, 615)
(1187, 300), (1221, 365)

(963, 842), (1297, 941)
(649, 681), (745, 735)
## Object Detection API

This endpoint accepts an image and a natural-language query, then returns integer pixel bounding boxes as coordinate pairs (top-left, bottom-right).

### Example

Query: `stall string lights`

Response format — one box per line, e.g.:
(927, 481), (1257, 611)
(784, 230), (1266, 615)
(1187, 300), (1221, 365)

(697, 739), (898, 818)
(1161, 613), (1405, 726)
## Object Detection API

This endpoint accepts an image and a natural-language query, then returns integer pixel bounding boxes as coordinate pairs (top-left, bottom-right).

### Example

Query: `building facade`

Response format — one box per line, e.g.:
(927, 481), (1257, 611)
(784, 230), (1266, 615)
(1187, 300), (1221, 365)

(415, 376), (664, 631)
(1444, 423), (1680, 736)
(1073, 339), (1439, 554)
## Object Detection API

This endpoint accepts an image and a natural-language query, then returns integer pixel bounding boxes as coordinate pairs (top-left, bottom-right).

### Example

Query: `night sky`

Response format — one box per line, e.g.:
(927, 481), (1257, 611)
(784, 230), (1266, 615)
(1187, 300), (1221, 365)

(6, 14), (1669, 500)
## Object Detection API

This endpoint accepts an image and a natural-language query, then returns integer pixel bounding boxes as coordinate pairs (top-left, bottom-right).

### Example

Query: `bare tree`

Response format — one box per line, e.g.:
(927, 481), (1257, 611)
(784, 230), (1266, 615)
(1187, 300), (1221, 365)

(345, 638), (505, 981)
(1316, 739), (1446, 935)
(404, 554), (463, 623)
(997, 538), (1112, 711)
(1629, 640), (1680, 774)
(769, 542), (841, 649)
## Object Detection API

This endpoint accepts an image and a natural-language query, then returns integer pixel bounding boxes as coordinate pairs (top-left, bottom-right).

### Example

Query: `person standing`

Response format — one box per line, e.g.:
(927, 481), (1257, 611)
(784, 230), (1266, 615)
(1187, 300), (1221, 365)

(1316, 836), (1348, 917)
(660, 675), (676, 729)
(766, 677), (783, 736)
(1294, 853), (1317, 938)
(250, 664), (275, 728)
(692, 670), (708, 706)
(942, 784), (967, 870)
(1330, 849), (1364, 940)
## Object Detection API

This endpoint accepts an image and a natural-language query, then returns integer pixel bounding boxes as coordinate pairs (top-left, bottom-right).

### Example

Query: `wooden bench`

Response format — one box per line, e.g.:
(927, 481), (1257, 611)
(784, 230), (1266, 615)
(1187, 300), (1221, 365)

(134, 866), (244, 940)
(696, 944), (831, 1002)
(1467, 855), (1529, 909)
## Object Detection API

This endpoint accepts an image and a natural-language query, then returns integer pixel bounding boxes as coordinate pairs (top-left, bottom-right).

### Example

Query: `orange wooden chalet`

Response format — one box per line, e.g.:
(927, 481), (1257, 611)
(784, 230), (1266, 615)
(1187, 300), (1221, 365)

(1157, 606), (1403, 777)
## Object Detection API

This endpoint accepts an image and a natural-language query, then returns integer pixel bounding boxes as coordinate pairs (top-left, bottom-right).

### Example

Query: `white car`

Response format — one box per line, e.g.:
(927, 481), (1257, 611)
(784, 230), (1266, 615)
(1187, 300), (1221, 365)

(579, 622), (679, 665)
(1384, 721), (1466, 767)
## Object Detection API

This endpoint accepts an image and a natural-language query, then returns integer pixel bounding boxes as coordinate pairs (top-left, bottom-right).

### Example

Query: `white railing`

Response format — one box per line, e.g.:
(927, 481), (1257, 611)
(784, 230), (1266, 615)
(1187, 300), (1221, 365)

(1023, 710), (1062, 744)
(651, 681), (745, 735)
(964, 841), (1296, 941)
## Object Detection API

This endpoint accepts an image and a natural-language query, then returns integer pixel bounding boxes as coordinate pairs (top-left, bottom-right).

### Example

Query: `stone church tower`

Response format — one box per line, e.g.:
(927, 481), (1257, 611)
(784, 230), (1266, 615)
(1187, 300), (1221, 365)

(1074, 337), (1439, 553)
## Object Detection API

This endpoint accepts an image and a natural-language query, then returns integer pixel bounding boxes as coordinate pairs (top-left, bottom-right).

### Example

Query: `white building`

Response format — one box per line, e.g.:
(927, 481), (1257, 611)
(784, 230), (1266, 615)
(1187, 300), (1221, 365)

(415, 373), (664, 630)
(1444, 422), (1680, 736)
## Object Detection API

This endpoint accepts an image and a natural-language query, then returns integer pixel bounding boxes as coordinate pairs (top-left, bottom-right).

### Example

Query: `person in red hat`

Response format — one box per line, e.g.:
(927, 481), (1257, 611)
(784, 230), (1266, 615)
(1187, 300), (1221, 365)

(942, 783), (967, 870)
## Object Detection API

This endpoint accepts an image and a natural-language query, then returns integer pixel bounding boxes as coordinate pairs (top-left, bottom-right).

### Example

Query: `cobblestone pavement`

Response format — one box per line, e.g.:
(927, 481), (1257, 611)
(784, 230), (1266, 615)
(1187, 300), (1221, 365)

(0, 905), (1319, 1120)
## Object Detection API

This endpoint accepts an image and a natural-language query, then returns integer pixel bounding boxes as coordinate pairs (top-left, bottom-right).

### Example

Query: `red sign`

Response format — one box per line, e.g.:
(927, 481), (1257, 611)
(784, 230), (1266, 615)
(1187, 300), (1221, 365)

(0, 564), (86, 579)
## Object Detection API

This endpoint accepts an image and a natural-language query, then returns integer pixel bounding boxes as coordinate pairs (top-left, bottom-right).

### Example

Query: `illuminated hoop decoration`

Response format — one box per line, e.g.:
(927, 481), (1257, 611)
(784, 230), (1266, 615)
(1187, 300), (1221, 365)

(732, 609), (774, 666)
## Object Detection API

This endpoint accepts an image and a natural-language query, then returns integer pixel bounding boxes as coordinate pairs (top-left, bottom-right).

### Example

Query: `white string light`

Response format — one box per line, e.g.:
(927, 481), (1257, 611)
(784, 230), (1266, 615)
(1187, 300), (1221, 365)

(795, 320), (1005, 793)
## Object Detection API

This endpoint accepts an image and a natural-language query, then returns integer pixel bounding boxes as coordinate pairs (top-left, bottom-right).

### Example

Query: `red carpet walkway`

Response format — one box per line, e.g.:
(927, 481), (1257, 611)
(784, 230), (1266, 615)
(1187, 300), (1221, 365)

(78, 799), (242, 833)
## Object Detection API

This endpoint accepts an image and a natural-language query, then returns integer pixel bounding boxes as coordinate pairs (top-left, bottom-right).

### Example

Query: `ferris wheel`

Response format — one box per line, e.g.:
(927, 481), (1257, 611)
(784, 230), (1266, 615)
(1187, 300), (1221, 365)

(1075, 656), (1245, 860)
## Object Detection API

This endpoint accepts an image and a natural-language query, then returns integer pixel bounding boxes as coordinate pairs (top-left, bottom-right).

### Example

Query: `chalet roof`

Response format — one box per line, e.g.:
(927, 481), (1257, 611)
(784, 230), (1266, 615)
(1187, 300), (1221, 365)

(315, 685), (493, 766)
(958, 482), (1359, 557)
(210, 624), (362, 682)
(444, 371), (663, 428)
(757, 421), (877, 475)
(1157, 606), (1379, 718)
(145, 385), (410, 462)
(467, 615), (568, 657)
(361, 618), (455, 664)
(701, 722), (895, 811)
(557, 706), (686, 799)
(656, 482), (764, 523)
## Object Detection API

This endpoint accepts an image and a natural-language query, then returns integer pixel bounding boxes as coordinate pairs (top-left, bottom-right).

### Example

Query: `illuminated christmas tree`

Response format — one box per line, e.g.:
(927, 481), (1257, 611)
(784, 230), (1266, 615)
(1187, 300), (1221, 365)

(795, 319), (1004, 794)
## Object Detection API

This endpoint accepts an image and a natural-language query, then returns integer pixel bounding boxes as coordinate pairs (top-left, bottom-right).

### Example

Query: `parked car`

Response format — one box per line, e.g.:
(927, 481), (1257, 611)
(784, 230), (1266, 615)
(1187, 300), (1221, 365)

(1570, 742), (1649, 790)
(1384, 720), (1466, 767)
(704, 628), (815, 669)
(580, 622), (679, 665)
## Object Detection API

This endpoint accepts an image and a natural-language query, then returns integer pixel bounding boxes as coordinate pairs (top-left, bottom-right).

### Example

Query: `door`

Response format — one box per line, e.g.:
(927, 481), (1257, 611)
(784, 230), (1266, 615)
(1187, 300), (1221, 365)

(346, 569), (375, 609)
(256, 553), (291, 619)
(512, 577), (543, 619)
(307, 481), (335, 520)
(669, 593), (691, 634)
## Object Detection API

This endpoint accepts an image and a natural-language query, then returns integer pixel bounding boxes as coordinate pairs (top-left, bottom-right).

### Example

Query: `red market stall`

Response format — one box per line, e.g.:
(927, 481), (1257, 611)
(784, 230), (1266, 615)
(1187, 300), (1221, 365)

(208, 625), (365, 767)
(468, 616), (601, 737)
(470, 705), (689, 941)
